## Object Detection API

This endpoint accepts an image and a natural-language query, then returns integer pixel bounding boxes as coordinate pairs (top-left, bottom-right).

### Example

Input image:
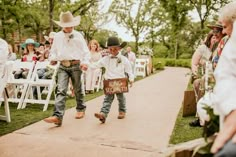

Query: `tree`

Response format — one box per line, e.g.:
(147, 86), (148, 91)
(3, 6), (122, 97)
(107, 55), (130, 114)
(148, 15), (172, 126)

(109, 0), (156, 52)
(159, 0), (192, 59)
(189, 0), (231, 30)
(93, 29), (118, 47)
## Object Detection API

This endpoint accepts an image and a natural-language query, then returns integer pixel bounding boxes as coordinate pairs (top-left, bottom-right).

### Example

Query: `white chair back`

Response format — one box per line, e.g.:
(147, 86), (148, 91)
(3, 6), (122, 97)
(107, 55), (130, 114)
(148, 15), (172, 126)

(135, 58), (147, 77)
(22, 61), (59, 111)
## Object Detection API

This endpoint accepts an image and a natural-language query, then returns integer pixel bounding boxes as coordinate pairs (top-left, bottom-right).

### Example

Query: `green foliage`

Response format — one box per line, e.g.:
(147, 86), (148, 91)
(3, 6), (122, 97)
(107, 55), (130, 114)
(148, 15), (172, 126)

(169, 107), (203, 144)
(153, 61), (165, 70)
(109, 0), (158, 52)
(164, 59), (191, 68)
(202, 106), (219, 139)
(93, 29), (118, 47)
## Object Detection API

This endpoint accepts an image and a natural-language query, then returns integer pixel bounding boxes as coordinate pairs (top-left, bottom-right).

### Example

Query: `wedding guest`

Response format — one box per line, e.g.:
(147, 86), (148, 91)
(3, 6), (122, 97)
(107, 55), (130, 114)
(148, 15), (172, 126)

(85, 39), (102, 94)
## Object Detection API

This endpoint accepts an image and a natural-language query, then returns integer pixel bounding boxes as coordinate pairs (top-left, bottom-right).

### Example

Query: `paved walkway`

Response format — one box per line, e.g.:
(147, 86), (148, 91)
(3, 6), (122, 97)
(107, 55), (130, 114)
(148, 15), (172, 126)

(0, 67), (190, 157)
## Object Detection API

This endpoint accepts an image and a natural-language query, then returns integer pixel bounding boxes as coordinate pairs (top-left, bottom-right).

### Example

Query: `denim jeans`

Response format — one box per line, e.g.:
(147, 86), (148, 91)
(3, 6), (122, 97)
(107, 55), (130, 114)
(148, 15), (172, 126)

(53, 64), (85, 119)
(214, 140), (236, 157)
(101, 93), (126, 117)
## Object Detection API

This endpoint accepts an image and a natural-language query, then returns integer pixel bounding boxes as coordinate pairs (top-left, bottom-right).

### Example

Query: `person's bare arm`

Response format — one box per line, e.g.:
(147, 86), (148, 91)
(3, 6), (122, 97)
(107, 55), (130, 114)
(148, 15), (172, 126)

(211, 110), (236, 153)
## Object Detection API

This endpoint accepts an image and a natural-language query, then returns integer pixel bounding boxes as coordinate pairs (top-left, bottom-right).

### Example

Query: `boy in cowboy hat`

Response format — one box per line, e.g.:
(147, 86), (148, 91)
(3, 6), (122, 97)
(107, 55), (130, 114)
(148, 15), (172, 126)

(92, 36), (134, 123)
(44, 11), (90, 126)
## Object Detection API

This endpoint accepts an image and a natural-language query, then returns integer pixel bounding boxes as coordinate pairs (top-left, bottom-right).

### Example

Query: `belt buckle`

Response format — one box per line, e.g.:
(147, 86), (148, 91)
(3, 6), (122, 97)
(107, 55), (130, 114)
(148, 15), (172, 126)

(61, 60), (71, 67)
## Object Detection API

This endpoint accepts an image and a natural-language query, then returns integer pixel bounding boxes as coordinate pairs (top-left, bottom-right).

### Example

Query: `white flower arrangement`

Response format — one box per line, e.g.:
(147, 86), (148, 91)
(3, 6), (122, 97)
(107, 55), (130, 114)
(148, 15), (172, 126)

(138, 46), (153, 56)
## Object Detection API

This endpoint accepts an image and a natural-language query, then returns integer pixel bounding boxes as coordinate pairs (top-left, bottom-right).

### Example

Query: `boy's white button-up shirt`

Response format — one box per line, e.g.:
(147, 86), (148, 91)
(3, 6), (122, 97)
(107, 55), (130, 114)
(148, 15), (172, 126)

(49, 30), (90, 65)
(91, 53), (134, 82)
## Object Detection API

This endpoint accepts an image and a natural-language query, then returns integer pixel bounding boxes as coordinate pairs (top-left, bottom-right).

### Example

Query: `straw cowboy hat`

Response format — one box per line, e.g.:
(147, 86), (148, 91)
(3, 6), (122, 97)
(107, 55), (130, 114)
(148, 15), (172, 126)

(21, 38), (40, 49)
(53, 11), (81, 27)
(44, 32), (56, 41)
(104, 37), (127, 48)
(207, 22), (223, 29)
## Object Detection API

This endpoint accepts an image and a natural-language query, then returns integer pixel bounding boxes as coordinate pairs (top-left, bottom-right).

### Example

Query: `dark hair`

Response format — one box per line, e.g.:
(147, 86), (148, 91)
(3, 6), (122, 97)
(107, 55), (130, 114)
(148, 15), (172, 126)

(204, 31), (214, 48)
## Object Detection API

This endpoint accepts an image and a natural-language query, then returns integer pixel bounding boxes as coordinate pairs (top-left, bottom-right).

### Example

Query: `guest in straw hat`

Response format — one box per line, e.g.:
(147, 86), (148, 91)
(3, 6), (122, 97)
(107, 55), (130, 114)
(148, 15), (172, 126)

(44, 11), (90, 126)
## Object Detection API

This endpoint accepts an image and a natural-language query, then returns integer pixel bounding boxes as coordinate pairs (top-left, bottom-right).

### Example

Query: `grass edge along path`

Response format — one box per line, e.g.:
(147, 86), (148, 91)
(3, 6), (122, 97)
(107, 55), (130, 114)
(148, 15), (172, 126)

(169, 79), (203, 144)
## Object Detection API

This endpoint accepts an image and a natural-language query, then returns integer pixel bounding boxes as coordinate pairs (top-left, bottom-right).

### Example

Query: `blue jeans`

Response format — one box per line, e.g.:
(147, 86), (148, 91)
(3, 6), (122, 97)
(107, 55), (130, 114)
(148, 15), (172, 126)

(101, 93), (126, 117)
(53, 64), (85, 119)
(214, 140), (236, 157)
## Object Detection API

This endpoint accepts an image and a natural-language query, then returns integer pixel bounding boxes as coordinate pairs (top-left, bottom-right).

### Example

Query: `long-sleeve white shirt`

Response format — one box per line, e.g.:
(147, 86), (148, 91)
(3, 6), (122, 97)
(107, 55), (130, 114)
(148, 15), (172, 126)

(91, 53), (134, 82)
(212, 21), (236, 124)
(49, 30), (90, 65)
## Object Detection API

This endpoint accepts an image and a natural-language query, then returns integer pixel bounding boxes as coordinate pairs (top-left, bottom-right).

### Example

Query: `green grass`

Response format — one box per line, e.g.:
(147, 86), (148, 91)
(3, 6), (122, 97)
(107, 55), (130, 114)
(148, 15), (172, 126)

(169, 79), (203, 144)
(169, 107), (203, 144)
(0, 90), (104, 136)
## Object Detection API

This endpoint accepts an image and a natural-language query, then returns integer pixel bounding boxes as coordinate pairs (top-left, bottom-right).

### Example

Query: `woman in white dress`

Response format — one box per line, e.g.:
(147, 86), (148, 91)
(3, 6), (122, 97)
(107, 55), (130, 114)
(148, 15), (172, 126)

(85, 39), (102, 94)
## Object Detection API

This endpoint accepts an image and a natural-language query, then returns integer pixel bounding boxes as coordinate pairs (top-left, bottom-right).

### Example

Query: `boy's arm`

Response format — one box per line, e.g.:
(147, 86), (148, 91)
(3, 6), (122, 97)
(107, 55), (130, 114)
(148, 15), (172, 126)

(89, 57), (105, 69)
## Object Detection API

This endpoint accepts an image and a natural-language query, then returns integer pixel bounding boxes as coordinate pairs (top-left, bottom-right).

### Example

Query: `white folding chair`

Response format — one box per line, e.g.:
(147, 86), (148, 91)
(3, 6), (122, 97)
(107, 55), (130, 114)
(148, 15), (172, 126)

(0, 61), (35, 109)
(93, 69), (103, 92)
(135, 58), (147, 78)
(0, 63), (11, 122)
(22, 61), (59, 111)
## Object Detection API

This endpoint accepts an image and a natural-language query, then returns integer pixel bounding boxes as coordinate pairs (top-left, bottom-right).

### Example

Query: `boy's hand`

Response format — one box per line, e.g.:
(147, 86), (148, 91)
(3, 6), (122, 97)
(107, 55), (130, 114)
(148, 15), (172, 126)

(80, 64), (88, 71)
(129, 81), (133, 87)
(50, 61), (57, 65)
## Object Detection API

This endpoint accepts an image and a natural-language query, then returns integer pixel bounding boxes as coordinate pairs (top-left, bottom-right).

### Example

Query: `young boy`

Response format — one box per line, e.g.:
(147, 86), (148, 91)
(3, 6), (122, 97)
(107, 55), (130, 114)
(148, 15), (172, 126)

(92, 37), (134, 123)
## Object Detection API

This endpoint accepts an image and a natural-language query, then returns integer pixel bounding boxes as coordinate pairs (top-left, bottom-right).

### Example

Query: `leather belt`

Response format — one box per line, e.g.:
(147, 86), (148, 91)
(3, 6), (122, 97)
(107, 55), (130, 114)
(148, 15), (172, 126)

(60, 60), (80, 67)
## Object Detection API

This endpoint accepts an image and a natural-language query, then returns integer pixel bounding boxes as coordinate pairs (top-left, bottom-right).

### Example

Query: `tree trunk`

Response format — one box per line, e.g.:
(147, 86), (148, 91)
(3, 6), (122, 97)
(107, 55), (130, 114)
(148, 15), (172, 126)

(49, 0), (54, 32)
(135, 36), (139, 54)
(174, 36), (178, 65)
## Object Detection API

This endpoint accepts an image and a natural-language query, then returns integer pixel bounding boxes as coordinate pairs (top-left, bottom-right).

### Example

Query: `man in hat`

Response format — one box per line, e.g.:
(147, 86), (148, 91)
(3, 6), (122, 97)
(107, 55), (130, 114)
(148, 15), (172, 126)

(44, 11), (90, 126)
(92, 37), (134, 123)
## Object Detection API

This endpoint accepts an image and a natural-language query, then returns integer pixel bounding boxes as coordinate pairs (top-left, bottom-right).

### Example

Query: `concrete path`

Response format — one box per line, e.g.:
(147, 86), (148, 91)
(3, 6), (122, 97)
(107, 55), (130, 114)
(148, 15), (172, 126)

(0, 67), (190, 157)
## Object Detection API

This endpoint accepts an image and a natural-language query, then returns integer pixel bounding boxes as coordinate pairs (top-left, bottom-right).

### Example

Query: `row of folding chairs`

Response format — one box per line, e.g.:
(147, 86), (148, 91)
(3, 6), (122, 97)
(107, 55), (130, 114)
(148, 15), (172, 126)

(0, 60), (59, 112)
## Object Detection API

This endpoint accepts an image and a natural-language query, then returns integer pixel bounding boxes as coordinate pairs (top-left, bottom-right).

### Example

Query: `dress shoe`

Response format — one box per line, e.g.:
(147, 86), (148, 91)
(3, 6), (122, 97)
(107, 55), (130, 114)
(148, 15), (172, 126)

(117, 112), (126, 119)
(94, 113), (106, 123)
(44, 116), (62, 126)
(189, 119), (201, 127)
(75, 111), (85, 119)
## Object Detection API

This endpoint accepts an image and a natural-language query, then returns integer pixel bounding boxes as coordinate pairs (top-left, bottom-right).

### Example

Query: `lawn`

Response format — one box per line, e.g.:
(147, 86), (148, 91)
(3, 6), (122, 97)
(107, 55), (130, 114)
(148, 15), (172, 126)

(169, 79), (203, 144)
(0, 91), (104, 136)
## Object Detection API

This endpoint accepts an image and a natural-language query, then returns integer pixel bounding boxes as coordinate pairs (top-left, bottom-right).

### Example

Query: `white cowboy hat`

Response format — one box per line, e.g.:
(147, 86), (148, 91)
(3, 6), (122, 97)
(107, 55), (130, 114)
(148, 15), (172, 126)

(44, 32), (56, 41)
(53, 11), (81, 27)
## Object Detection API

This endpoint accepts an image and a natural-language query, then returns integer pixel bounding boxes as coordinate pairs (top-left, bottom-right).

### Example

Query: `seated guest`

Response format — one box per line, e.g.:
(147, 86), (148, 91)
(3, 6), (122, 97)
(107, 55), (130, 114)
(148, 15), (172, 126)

(189, 31), (217, 127)
(14, 38), (39, 79)
(193, 2), (236, 145)
(210, 2), (236, 156)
